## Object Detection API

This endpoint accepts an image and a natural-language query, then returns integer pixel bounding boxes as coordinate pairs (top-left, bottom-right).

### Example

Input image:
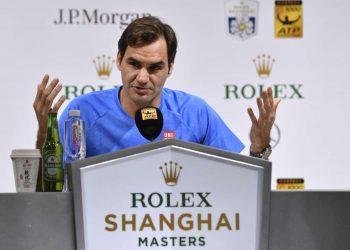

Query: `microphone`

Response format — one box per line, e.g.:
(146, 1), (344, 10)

(135, 106), (163, 141)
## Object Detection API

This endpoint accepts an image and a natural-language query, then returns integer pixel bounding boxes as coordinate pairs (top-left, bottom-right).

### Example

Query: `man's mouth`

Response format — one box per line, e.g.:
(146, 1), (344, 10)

(132, 86), (150, 95)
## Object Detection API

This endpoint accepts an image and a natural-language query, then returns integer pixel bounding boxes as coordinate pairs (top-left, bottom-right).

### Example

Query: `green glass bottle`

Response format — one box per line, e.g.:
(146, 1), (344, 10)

(42, 112), (63, 192)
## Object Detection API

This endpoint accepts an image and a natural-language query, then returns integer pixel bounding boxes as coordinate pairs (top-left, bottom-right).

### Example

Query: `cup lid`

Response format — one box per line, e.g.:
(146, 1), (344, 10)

(10, 149), (41, 158)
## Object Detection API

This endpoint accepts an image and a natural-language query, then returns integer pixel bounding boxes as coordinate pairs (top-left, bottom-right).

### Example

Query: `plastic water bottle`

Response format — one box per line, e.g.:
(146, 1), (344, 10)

(63, 109), (86, 191)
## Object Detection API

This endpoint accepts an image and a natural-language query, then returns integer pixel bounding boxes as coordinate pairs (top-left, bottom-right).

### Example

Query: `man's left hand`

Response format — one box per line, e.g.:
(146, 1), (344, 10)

(247, 87), (281, 153)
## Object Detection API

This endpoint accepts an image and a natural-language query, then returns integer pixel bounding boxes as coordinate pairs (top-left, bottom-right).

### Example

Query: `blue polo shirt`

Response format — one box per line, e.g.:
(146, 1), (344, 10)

(59, 87), (244, 157)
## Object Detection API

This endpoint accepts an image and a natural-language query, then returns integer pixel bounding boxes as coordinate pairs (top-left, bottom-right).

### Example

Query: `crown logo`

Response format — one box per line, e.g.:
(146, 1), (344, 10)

(160, 161), (182, 186)
(93, 55), (115, 79)
(253, 54), (275, 79)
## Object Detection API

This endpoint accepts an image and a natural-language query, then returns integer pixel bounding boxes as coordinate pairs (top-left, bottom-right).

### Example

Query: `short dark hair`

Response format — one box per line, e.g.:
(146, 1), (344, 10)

(118, 16), (177, 66)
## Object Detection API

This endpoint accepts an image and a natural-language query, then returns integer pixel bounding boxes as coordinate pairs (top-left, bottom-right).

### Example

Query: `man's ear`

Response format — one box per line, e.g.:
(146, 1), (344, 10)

(168, 61), (174, 76)
(116, 52), (122, 70)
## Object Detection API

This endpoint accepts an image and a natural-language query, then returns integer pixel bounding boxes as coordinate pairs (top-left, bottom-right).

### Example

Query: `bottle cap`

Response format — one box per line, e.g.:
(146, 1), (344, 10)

(69, 110), (80, 117)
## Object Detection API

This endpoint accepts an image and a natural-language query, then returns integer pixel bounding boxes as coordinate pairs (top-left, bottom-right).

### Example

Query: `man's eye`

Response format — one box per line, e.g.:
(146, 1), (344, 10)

(148, 65), (163, 73)
(129, 61), (141, 68)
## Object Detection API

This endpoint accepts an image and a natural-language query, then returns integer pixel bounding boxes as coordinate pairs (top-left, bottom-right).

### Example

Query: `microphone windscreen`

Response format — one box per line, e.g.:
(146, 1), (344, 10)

(135, 106), (163, 141)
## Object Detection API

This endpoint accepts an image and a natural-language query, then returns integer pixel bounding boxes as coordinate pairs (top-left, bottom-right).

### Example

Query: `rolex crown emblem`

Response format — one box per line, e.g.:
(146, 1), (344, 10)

(93, 55), (115, 79)
(253, 54), (275, 79)
(160, 161), (182, 186)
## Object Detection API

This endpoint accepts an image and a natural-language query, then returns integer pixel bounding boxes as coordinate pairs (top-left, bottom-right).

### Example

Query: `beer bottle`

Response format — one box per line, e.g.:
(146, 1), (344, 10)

(42, 111), (63, 192)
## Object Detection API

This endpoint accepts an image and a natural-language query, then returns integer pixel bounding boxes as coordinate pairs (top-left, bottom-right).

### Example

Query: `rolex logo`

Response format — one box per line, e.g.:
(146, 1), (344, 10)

(93, 55), (115, 79)
(253, 54), (275, 79)
(160, 161), (182, 186)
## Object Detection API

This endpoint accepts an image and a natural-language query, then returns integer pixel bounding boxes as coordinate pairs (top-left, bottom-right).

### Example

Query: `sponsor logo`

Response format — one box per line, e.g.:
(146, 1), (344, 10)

(225, 0), (259, 40)
(64, 84), (119, 100)
(141, 108), (158, 120)
(224, 54), (304, 99)
(64, 54), (119, 100)
(104, 162), (241, 247)
(225, 54), (303, 150)
(253, 54), (275, 79)
(275, 0), (303, 38)
(277, 178), (304, 189)
(93, 55), (115, 79)
(159, 161), (182, 186)
(163, 131), (176, 140)
(53, 9), (151, 29)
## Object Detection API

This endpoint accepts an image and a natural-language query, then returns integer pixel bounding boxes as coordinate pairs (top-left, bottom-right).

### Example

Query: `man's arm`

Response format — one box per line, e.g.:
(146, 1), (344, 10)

(33, 74), (65, 191)
(247, 87), (281, 159)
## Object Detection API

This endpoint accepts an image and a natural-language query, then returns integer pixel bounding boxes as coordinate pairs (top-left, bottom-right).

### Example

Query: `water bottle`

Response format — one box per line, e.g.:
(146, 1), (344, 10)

(63, 109), (86, 191)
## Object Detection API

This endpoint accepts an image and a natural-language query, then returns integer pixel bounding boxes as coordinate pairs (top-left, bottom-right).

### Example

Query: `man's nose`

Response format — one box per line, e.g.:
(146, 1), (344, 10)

(136, 68), (149, 84)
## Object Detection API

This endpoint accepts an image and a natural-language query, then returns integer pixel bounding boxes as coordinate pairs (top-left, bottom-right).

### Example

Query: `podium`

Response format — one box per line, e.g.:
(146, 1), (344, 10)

(71, 139), (271, 250)
(4, 140), (350, 250)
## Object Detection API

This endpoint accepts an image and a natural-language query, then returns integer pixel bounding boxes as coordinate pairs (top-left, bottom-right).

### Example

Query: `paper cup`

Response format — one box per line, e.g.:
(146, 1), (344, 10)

(11, 149), (41, 192)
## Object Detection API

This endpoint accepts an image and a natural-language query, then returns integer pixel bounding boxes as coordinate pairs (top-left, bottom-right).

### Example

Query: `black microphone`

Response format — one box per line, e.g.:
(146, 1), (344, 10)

(135, 106), (163, 141)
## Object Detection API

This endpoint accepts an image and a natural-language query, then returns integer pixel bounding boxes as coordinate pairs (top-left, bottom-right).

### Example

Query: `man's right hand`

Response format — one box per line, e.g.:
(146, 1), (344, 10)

(33, 74), (66, 149)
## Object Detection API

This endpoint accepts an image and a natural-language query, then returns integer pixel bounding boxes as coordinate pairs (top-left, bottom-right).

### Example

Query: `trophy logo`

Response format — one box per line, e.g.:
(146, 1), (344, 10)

(160, 161), (182, 186)
(253, 54), (275, 79)
(275, 0), (303, 38)
(225, 0), (259, 40)
(93, 55), (115, 79)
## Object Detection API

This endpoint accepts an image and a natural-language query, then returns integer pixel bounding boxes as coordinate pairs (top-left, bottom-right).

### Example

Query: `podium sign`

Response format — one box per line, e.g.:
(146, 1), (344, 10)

(72, 139), (271, 250)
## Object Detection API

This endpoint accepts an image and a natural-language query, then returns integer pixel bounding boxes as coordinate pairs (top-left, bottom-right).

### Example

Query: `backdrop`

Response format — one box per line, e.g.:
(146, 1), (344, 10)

(1, 0), (349, 192)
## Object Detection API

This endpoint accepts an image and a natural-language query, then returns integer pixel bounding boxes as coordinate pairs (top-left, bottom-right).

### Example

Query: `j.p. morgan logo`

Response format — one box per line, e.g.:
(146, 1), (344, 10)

(53, 9), (151, 29)
(224, 54), (304, 99)
(104, 162), (241, 247)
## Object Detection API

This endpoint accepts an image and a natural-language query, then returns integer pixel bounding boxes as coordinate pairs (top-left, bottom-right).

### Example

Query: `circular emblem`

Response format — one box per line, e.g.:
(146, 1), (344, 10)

(270, 123), (281, 149)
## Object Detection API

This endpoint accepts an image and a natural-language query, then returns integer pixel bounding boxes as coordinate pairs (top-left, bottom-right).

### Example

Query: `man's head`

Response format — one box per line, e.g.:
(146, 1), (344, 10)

(116, 16), (178, 116)
(118, 16), (177, 68)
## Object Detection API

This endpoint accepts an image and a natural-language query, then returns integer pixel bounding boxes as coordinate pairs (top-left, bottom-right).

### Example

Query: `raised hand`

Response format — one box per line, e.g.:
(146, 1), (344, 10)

(247, 87), (281, 154)
(33, 74), (65, 149)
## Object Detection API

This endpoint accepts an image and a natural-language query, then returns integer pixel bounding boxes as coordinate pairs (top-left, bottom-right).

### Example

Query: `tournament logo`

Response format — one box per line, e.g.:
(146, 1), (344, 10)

(104, 161), (241, 247)
(141, 107), (158, 120)
(275, 0), (303, 38)
(225, 0), (259, 40)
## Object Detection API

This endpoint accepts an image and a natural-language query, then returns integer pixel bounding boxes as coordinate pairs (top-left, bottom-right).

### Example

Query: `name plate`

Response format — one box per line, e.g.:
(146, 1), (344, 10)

(72, 140), (271, 250)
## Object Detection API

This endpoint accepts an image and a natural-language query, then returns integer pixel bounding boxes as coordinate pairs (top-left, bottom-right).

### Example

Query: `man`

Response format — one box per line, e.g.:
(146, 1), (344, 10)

(34, 16), (280, 160)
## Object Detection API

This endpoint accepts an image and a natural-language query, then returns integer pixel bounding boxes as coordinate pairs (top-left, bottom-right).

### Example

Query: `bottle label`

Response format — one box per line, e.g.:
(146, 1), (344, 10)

(43, 151), (62, 179)
(72, 122), (81, 148)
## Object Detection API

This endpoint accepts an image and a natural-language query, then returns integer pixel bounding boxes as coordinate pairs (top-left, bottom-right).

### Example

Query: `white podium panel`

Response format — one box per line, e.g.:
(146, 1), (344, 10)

(72, 139), (271, 250)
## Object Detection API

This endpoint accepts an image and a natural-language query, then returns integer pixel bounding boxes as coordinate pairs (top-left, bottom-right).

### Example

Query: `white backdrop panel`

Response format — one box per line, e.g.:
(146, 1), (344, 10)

(1, 0), (350, 191)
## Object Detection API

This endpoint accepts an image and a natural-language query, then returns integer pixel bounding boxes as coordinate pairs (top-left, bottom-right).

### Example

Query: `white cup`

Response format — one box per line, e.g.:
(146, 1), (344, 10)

(10, 149), (41, 192)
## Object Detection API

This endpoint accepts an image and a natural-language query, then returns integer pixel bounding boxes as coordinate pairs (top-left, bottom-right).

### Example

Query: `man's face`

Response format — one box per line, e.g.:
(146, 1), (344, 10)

(117, 37), (173, 113)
